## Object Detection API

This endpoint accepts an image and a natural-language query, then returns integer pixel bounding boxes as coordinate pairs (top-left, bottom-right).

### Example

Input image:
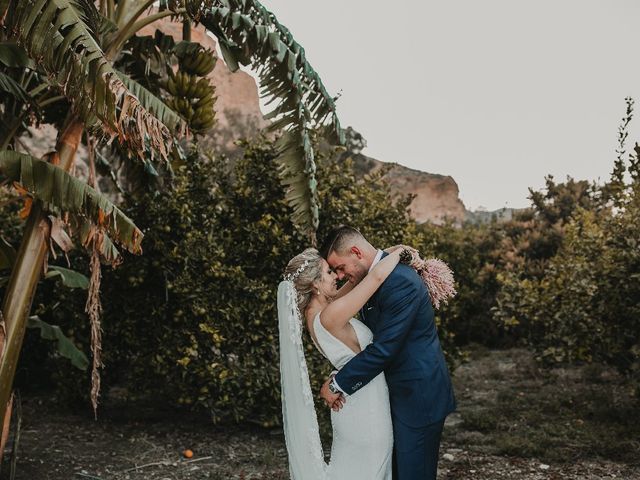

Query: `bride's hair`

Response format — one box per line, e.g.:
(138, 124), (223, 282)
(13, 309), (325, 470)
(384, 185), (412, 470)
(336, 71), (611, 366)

(284, 248), (323, 314)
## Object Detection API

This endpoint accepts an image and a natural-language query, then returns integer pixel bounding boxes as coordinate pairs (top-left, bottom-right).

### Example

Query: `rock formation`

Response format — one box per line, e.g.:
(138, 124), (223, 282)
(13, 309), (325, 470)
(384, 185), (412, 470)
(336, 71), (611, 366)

(349, 154), (467, 225)
(144, 19), (470, 224)
(21, 17), (471, 225)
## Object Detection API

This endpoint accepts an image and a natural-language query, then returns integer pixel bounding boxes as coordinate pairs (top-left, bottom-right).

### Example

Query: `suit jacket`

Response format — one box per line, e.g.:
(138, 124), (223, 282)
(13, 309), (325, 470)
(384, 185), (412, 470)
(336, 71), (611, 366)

(334, 255), (456, 427)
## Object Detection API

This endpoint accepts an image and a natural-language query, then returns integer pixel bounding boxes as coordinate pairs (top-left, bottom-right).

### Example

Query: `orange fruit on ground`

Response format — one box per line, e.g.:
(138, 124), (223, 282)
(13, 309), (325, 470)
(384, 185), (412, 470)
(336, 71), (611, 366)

(183, 449), (194, 458)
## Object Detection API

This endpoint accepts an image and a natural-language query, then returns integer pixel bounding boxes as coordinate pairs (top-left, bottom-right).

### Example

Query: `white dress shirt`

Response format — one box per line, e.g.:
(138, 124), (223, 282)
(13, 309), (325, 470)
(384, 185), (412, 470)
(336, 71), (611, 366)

(369, 249), (384, 272)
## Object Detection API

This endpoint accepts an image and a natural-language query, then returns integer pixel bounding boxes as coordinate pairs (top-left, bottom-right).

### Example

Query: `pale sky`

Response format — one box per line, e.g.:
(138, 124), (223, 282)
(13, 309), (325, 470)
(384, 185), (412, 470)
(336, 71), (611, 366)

(258, 0), (640, 211)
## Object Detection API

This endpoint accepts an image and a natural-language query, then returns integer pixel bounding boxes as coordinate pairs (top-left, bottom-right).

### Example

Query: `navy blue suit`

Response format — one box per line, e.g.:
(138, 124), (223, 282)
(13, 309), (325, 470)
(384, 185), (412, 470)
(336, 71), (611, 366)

(334, 256), (456, 479)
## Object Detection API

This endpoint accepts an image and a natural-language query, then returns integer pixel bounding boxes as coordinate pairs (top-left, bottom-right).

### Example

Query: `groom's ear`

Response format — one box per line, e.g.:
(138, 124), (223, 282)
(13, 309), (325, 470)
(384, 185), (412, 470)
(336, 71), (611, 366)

(350, 246), (363, 259)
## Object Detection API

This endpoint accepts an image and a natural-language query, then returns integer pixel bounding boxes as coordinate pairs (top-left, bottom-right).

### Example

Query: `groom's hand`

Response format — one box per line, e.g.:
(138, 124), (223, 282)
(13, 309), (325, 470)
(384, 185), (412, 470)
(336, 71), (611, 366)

(320, 377), (345, 411)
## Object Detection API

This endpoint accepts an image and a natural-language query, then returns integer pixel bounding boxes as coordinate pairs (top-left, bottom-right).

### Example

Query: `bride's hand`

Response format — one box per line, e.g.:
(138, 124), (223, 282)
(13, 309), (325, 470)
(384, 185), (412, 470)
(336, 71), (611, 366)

(320, 377), (346, 411)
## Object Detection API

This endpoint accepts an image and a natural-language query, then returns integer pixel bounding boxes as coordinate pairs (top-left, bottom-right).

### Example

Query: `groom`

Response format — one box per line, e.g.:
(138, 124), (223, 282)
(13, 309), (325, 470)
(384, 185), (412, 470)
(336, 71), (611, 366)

(319, 226), (456, 480)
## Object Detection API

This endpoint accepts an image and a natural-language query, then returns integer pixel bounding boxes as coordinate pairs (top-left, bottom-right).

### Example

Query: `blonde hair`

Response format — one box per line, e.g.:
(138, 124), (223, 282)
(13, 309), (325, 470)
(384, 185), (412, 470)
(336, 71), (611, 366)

(284, 248), (323, 314)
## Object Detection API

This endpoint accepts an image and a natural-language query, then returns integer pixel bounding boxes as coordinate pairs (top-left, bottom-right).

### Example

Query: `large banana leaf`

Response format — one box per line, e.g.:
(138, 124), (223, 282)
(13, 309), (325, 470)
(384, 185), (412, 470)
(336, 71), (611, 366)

(0, 0), (174, 163)
(186, 0), (345, 241)
(0, 151), (143, 254)
(276, 128), (318, 230)
(116, 70), (187, 135)
(0, 72), (30, 104)
(0, 42), (34, 69)
(27, 316), (89, 371)
(45, 265), (89, 289)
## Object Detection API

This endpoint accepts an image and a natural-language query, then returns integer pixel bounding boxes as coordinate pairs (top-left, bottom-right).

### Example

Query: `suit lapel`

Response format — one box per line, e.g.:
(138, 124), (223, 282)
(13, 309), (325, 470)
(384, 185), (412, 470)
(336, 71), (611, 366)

(361, 250), (387, 331)
(361, 296), (378, 331)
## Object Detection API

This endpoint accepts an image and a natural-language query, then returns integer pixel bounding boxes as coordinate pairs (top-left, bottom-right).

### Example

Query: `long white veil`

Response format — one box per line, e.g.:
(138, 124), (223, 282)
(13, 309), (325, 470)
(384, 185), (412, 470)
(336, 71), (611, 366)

(277, 280), (328, 479)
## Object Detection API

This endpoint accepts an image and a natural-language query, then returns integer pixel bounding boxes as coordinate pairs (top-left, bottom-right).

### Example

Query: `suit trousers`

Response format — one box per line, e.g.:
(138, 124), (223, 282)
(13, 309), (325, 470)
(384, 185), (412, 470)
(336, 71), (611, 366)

(392, 418), (445, 480)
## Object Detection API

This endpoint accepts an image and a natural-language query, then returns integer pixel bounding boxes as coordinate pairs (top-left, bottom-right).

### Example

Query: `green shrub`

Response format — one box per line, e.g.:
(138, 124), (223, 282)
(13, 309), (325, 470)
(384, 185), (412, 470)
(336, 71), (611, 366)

(25, 136), (458, 424)
(494, 151), (640, 378)
(418, 221), (504, 347)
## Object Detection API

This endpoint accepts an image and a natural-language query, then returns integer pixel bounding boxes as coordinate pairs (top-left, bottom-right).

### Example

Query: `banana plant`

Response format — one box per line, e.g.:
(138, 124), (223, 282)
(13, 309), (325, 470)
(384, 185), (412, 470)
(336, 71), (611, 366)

(105, 0), (345, 236)
(0, 0), (343, 431)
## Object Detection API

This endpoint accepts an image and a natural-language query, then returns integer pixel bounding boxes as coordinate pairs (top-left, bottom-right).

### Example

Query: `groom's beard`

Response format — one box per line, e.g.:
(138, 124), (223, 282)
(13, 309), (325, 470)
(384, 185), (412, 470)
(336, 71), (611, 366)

(349, 263), (368, 285)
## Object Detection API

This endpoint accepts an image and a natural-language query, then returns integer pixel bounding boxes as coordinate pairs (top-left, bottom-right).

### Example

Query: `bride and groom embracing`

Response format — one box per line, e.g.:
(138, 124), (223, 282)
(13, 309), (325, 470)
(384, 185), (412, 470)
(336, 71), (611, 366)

(278, 225), (456, 480)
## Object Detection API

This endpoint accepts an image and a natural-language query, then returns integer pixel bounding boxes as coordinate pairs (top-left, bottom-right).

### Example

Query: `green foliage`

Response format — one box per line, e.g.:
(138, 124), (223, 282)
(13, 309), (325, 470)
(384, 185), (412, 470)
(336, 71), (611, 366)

(0, 151), (143, 255)
(0, 71), (29, 103)
(418, 221), (504, 347)
(29, 137), (450, 424)
(45, 266), (89, 290)
(196, 0), (346, 240)
(494, 209), (606, 362)
(529, 175), (597, 227)
(26, 316), (89, 371)
(493, 131), (640, 377)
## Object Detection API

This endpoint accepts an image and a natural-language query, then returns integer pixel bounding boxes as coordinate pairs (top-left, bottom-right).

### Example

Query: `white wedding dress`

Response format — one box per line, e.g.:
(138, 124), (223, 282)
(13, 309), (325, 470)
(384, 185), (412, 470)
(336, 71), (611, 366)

(277, 281), (393, 480)
(312, 313), (393, 480)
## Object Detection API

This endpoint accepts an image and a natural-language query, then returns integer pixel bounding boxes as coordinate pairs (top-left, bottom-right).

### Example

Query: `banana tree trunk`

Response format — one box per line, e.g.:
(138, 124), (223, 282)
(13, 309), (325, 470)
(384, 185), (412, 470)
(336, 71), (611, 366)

(0, 118), (84, 430)
(0, 393), (13, 456)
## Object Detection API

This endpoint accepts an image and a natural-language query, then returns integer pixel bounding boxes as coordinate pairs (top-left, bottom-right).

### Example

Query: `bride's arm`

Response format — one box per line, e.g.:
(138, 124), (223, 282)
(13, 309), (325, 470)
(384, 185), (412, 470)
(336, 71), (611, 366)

(385, 244), (418, 255)
(384, 245), (404, 254)
(320, 250), (402, 333)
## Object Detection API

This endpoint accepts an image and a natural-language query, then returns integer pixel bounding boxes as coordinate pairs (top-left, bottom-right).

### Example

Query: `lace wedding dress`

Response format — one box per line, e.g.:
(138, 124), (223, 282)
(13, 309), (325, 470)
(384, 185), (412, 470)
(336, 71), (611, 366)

(278, 281), (393, 480)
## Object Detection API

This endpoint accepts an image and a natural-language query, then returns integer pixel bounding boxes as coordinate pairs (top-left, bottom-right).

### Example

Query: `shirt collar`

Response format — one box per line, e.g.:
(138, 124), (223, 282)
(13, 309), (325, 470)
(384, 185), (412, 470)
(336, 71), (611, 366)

(368, 249), (384, 273)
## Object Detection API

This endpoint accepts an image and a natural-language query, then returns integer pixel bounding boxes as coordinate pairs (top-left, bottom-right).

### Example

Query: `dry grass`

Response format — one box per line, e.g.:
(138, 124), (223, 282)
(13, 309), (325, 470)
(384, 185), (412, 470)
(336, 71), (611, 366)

(449, 346), (640, 464)
(1, 347), (638, 479)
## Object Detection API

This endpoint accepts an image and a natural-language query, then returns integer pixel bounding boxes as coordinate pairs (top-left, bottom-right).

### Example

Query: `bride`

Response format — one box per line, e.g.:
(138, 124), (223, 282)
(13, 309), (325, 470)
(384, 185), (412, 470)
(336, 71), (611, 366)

(278, 245), (409, 480)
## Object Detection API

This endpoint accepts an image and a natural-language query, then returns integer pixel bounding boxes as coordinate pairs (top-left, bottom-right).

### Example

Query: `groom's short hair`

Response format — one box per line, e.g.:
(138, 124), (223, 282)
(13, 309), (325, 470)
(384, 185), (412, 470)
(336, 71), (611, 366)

(320, 225), (365, 259)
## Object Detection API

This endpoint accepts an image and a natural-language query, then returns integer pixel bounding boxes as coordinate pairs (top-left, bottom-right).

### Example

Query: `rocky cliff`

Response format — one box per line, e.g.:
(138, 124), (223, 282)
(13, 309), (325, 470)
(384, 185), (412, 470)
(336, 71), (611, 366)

(22, 18), (469, 224)
(149, 19), (469, 223)
(349, 154), (467, 224)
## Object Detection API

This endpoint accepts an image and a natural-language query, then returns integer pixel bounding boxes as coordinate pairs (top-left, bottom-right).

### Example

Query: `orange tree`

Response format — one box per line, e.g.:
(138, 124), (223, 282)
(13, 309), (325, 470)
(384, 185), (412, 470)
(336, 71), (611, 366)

(21, 137), (440, 427)
(493, 99), (640, 376)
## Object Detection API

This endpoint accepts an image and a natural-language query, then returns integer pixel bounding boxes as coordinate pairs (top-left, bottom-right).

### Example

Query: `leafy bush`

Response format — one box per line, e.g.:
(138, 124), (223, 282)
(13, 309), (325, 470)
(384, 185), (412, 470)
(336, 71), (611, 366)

(494, 141), (640, 378)
(418, 221), (504, 347)
(22, 136), (458, 424)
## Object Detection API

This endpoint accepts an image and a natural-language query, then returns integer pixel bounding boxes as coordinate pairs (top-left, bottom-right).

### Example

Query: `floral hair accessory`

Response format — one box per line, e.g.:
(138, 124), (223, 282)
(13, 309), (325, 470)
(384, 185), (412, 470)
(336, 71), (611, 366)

(284, 259), (310, 282)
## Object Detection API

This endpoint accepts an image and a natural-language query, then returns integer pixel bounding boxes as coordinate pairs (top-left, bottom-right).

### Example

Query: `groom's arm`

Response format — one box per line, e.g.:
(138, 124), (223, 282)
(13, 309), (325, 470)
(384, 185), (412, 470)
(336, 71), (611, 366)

(333, 271), (421, 396)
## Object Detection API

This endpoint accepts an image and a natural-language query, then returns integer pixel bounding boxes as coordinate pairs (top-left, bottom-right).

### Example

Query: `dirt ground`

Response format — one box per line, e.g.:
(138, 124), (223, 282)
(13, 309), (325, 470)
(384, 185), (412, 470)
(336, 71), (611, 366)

(1, 348), (638, 480)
